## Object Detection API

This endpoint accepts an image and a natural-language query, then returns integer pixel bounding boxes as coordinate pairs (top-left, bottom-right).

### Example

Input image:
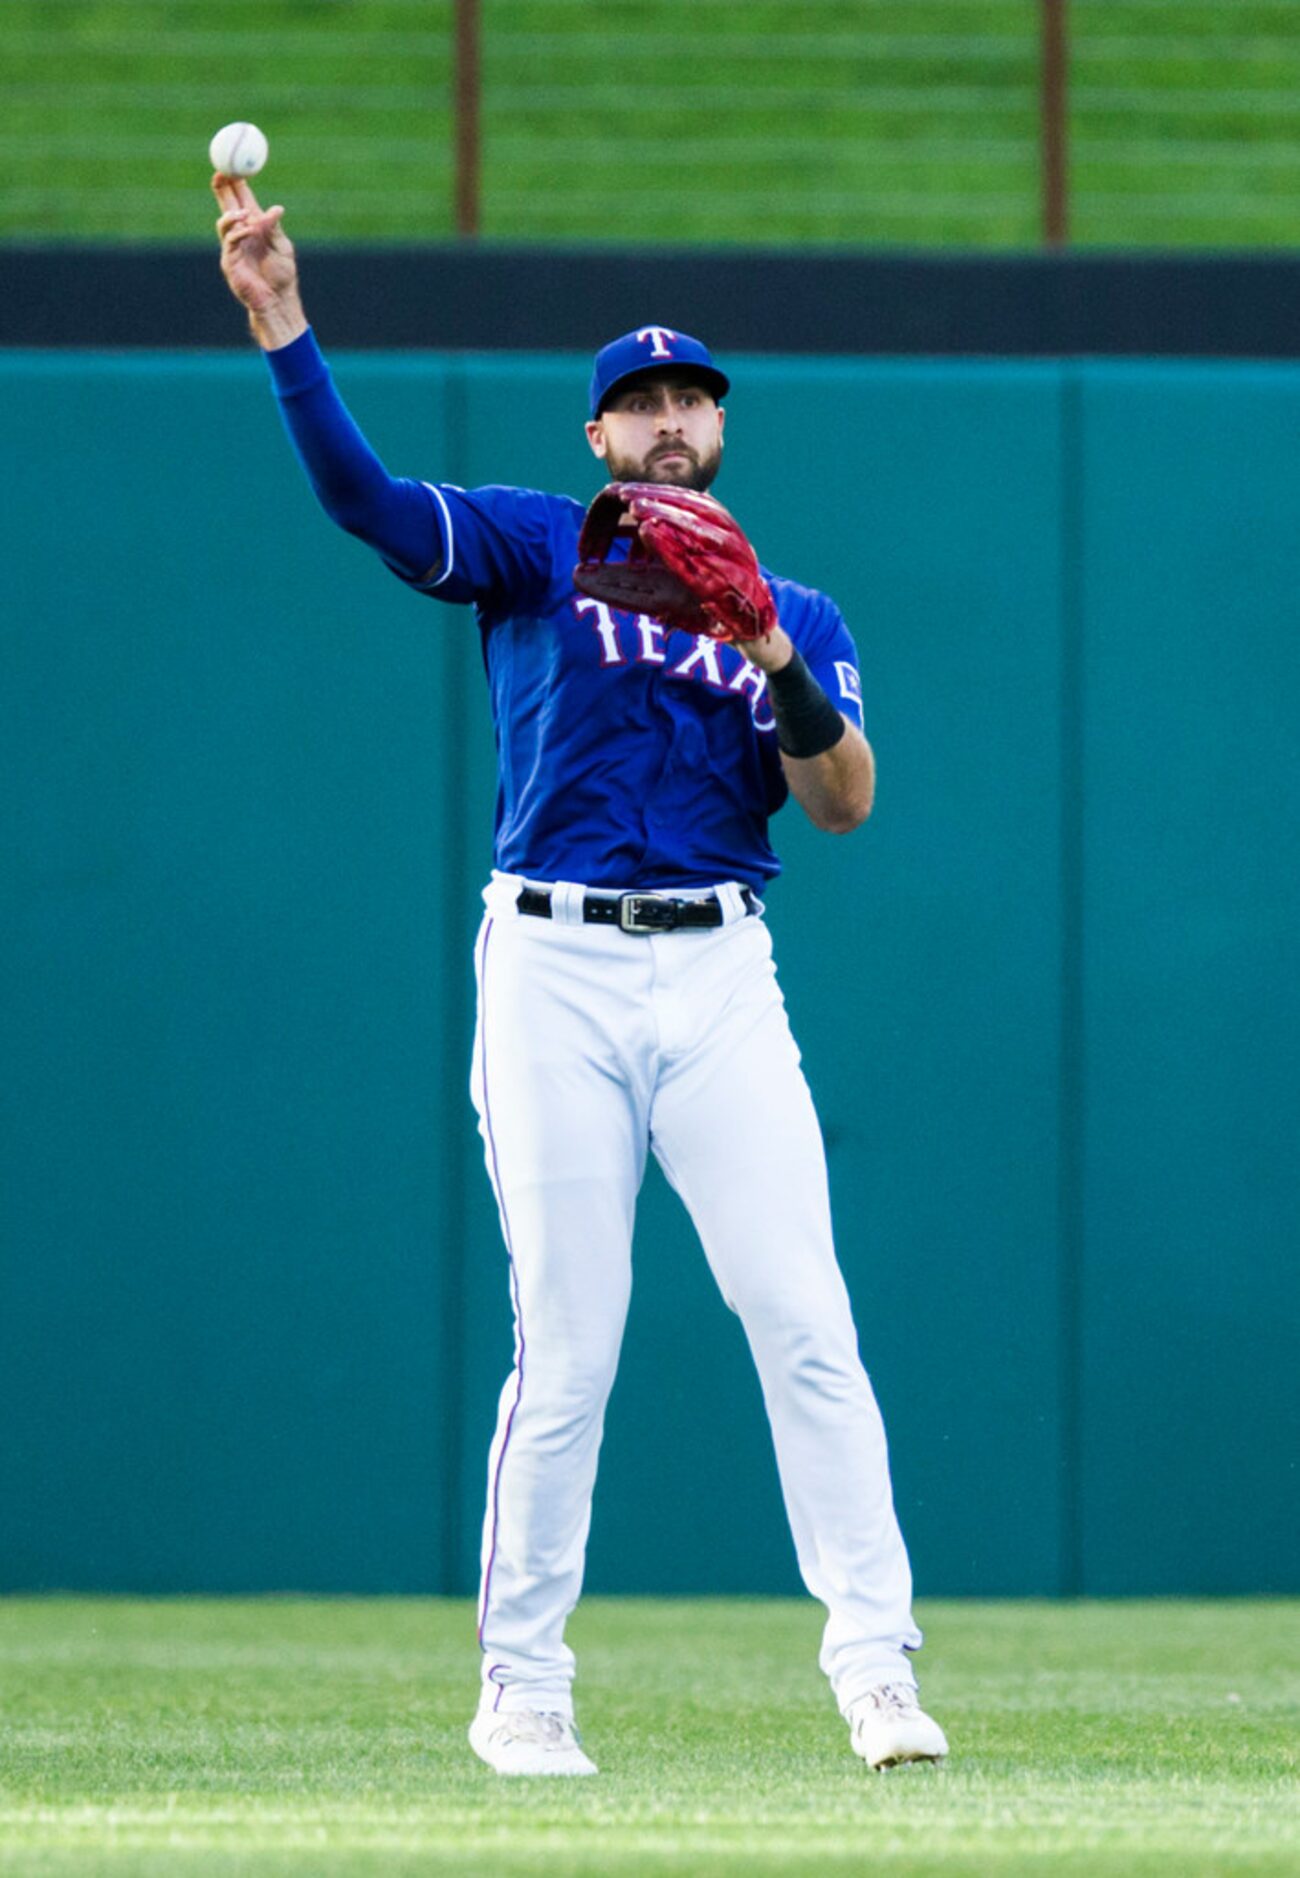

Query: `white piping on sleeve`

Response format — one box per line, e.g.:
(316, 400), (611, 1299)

(419, 482), (457, 588)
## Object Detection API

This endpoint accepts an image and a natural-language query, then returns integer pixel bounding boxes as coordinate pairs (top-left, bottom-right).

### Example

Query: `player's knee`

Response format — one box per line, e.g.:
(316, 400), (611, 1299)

(759, 1319), (867, 1404)
(520, 1343), (620, 1445)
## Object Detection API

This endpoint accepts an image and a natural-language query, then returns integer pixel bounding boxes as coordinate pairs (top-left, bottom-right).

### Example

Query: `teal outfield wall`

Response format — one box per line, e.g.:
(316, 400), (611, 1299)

(2, 352), (1296, 1599)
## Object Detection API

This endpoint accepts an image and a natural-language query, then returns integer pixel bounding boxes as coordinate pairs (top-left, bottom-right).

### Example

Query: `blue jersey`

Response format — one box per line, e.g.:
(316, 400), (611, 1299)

(402, 483), (864, 892)
(262, 329), (864, 893)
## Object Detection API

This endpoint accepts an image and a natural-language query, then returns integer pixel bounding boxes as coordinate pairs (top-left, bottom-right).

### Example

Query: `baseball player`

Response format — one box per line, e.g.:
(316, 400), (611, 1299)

(213, 174), (948, 1776)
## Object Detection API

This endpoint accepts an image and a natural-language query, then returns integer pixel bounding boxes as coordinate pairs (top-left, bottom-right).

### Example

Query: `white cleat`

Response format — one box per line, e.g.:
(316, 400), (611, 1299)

(468, 1706), (598, 1777)
(848, 1683), (949, 1770)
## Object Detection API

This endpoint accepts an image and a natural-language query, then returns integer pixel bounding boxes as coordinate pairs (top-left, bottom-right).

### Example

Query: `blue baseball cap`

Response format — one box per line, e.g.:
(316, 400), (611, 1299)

(589, 326), (730, 419)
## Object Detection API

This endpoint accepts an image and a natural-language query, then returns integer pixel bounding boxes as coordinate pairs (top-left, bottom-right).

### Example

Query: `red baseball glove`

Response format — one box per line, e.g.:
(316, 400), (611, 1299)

(573, 482), (778, 643)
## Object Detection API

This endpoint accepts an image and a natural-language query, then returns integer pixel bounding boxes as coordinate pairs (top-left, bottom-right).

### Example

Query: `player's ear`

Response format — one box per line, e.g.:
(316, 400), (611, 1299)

(584, 419), (608, 461)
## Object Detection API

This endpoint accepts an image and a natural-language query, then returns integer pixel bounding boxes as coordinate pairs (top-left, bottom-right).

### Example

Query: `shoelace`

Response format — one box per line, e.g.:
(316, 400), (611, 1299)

(490, 1709), (576, 1747)
(854, 1683), (920, 1719)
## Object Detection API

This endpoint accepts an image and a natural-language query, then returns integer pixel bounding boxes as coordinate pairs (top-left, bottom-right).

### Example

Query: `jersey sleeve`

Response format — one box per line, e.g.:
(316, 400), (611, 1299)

(402, 484), (565, 615)
(777, 586), (866, 733)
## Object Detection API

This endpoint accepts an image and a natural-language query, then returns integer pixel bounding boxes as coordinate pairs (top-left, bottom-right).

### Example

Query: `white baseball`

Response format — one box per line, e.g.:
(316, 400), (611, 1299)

(209, 122), (269, 178)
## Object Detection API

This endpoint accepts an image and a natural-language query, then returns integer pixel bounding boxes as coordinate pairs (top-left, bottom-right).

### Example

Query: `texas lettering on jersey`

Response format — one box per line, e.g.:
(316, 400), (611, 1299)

(575, 597), (776, 731)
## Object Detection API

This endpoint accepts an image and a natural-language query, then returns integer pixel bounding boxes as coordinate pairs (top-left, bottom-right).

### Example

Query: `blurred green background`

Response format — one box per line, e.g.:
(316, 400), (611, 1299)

(6, 0), (1300, 246)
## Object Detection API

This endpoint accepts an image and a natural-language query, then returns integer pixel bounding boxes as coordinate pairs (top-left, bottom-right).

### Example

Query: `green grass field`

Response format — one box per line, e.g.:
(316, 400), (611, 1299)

(0, 1597), (1295, 1874)
(6, 1), (1300, 246)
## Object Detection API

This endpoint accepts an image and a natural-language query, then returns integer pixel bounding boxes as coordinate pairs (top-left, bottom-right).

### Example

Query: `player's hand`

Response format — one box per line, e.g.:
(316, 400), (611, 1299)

(212, 174), (306, 344)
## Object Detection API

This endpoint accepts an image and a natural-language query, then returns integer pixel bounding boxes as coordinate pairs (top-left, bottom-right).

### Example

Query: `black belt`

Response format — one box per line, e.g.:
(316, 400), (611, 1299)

(517, 886), (759, 935)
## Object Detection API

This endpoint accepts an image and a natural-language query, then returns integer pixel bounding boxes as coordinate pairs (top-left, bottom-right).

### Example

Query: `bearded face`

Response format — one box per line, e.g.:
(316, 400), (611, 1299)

(586, 373), (725, 493)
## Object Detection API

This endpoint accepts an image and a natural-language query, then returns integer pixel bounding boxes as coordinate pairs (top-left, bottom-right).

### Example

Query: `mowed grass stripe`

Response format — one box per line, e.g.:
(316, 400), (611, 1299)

(0, 1597), (1294, 1876)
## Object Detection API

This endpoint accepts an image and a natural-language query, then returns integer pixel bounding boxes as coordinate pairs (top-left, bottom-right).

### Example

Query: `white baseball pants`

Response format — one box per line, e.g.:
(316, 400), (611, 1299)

(470, 872), (923, 1719)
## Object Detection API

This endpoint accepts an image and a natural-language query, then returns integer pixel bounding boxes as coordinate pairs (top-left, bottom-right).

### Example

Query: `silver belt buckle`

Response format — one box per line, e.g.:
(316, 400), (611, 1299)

(617, 891), (675, 934)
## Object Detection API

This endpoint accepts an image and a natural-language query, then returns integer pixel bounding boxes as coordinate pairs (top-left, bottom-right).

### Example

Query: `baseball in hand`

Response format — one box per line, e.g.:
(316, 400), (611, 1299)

(209, 122), (269, 178)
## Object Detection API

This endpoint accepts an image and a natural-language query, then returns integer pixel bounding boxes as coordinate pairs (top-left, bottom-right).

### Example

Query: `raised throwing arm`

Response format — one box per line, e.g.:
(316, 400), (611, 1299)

(211, 174), (439, 581)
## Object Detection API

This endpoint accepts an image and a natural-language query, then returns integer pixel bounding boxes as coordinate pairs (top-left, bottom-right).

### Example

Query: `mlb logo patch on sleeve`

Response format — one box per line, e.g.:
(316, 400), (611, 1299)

(834, 661), (863, 707)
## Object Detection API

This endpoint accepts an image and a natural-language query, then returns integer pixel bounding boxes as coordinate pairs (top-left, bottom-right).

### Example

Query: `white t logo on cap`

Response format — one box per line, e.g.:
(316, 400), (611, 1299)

(636, 327), (678, 359)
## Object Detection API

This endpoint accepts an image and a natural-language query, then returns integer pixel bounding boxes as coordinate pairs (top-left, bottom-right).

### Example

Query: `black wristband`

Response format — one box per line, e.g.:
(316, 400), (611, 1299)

(766, 649), (847, 758)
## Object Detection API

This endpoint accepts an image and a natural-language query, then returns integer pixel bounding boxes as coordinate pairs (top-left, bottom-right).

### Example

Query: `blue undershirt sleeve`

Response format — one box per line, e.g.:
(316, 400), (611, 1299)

(264, 327), (443, 583)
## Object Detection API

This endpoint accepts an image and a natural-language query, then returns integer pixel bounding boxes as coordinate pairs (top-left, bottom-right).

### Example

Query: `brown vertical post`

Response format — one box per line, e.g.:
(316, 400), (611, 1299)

(455, 0), (481, 238)
(1041, 0), (1069, 246)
